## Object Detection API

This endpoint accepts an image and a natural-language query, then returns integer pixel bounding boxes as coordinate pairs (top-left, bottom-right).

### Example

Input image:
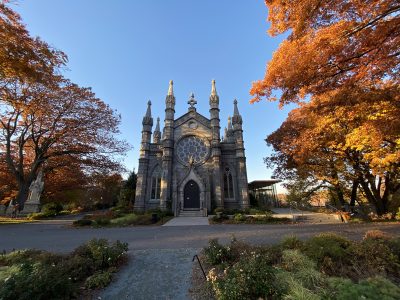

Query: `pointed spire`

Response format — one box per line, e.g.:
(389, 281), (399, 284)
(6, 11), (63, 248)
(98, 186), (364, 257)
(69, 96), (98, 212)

(233, 99), (239, 116)
(211, 79), (217, 96)
(228, 116), (233, 131)
(209, 79), (219, 106)
(232, 99), (243, 125)
(142, 100), (153, 126)
(155, 117), (160, 132)
(146, 100), (152, 117)
(153, 117), (161, 143)
(167, 80), (174, 96)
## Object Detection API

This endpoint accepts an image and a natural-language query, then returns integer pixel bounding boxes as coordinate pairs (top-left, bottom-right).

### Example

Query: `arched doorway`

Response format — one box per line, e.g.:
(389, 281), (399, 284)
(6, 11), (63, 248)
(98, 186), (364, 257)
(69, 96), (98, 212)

(184, 180), (200, 209)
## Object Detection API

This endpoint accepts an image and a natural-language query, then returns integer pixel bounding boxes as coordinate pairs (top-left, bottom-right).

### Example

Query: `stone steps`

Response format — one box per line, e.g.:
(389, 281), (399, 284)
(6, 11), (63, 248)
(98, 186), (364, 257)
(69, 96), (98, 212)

(178, 210), (204, 217)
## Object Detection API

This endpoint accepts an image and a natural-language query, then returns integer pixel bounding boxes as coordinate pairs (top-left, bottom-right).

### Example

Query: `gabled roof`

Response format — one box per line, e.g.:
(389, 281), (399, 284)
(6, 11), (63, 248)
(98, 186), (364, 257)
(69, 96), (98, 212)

(174, 111), (211, 129)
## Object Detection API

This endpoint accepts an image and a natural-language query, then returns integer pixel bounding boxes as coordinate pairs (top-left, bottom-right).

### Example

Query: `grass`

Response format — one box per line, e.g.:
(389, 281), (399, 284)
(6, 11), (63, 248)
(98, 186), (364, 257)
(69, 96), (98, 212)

(210, 213), (291, 225)
(73, 211), (174, 227)
(0, 217), (36, 225)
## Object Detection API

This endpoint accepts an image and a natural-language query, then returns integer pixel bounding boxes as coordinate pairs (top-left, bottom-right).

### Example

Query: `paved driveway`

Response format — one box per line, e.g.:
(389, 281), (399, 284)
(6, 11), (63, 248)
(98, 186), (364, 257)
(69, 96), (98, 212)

(0, 222), (399, 253)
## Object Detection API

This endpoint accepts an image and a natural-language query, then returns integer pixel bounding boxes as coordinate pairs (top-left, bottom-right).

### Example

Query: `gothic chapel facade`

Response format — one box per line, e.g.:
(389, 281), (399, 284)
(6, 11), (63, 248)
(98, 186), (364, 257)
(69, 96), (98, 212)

(134, 81), (249, 216)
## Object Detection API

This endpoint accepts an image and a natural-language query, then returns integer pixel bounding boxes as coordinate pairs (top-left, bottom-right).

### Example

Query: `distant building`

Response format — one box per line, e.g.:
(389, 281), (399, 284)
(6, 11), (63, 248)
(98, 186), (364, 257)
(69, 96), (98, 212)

(248, 180), (281, 207)
(134, 81), (249, 216)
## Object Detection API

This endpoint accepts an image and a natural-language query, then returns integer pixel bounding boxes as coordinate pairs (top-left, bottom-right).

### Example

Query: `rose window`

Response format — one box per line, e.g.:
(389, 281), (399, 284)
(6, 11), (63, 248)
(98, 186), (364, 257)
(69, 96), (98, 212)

(176, 136), (209, 165)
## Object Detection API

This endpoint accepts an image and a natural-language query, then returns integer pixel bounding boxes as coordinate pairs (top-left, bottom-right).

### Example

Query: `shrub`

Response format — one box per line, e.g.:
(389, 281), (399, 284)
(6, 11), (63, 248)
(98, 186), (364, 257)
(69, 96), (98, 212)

(84, 271), (112, 289)
(214, 207), (224, 214)
(348, 237), (400, 281)
(133, 214), (154, 225)
(204, 239), (232, 265)
(364, 230), (391, 241)
(388, 237), (400, 259)
(73, 219), (92, 226)
(0, 262), (75, 300)
(303, 233), (351, 265)
(327, 276), (400, 300)
(280, 235), (304, 250)
(395, 207), (400, 221)
(0, 239), (128, 300)
(41, 202), (63, 216)
(280, 250), (325, 290)
(73, 239), (128, 270)
(94, 218), (111, 226)
(208, 255), (283, 300)
(0, 249), (61, 266)
(61, 255), (94, 282)
(233, 213), (245, 222)
(110, 213), (138, 226)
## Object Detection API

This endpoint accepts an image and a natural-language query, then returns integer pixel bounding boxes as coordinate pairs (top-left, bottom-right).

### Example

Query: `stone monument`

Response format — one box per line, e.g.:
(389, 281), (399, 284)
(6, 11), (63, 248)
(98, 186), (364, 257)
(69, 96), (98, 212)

(22, 170), (44, 213)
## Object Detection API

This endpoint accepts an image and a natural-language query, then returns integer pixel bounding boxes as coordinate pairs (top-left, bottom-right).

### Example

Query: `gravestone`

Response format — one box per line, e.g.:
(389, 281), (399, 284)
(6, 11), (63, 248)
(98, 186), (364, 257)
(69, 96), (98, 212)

(22, 170), (44, 214)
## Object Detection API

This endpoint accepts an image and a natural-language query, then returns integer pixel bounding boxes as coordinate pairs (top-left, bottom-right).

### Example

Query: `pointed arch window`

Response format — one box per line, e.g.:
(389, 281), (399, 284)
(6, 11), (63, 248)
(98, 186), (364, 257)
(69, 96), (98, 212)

(223, 167), (234, 199)
(151, 166), (162, 200)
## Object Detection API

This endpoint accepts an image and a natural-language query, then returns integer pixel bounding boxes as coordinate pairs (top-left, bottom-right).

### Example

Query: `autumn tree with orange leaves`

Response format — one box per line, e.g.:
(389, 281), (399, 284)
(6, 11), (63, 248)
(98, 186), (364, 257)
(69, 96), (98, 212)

(255, 1), (400, 214)
(0, 3), (128, 209)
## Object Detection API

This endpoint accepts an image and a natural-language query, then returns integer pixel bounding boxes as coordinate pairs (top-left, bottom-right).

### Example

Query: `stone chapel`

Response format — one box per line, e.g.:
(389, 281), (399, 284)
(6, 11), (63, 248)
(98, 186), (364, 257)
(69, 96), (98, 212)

(134, 80), (249, 216)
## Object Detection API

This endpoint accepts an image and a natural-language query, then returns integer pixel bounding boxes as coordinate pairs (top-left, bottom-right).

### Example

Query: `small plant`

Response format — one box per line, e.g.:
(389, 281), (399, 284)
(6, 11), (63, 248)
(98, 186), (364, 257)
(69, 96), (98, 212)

(209, 255), (283, 300)
(73, 239), (128, 270)
(327, 276), (400, 299)
(395, 207), (400, 221)
(0, 239), (128, 300)
(94, 218), (111, 226)
(363, 229), (391, 241)
(204, 239), (231, 265)
(84, 271), (112, 289)
(73, 219), (92, 226)
(280, 235), (304, 250)
(41, 202), (63, 216)
(214, 207), (224, 214)
(303, 233), (351, 265)
(233, 213), (246, 222)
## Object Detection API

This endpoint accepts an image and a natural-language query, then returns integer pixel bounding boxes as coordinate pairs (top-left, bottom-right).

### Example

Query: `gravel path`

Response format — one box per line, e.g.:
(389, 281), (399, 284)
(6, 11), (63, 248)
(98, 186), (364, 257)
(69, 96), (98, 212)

(100, 248), (199, 300)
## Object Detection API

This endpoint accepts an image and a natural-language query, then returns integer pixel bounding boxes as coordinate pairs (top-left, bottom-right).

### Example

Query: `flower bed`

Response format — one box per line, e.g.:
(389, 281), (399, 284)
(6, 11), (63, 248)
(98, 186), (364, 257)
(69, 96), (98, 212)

(0, 239), (128, 299)
(197, 231), (400, 299)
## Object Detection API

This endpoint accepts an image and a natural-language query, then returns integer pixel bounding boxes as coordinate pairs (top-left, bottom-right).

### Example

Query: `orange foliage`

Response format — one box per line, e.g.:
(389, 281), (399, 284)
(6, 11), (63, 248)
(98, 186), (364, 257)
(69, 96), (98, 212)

(267, 84), (400, 214)
(0, 3), (128, 207)
(251, 0), (400, 105)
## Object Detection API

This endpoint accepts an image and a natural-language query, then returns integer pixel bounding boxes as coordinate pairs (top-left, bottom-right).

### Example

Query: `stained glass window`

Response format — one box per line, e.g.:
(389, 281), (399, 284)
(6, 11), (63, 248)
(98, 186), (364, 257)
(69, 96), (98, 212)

(224, 168), (234, 199)
(176, 136), (209, 165)
(151, 166), (162, 200)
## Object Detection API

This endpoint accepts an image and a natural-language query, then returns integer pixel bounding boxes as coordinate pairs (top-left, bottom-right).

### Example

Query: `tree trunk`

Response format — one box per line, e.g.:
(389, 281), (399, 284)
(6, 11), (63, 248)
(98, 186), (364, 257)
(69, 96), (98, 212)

(16, 182), (30, 211)
(349, 179), (359, 208)
(334, 185), (346, 207)
(359, 179), (386, 215)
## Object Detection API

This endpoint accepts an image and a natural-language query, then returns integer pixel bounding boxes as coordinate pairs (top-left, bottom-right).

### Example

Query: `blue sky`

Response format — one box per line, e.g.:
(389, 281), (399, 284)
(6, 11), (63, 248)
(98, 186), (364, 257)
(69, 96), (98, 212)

(13, 0), (293, 192)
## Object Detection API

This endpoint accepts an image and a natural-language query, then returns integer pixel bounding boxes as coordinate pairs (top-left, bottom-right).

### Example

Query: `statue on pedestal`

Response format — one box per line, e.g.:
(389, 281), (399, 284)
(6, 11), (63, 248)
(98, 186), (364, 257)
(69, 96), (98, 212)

(22, 170), (44, 214)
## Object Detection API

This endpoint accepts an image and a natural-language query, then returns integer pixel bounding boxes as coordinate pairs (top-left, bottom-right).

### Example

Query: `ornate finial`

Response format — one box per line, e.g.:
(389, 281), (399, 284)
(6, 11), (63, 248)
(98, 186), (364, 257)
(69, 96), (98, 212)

(188, 93), (197, 109)
(142, 100), (153, 126)
(153, 117), (161, 143)
(168, 80), (174, 96)
(232, 99), (242, 125)
(145, 100), (152, 117)
(211, 79), (217, 96)
(233, 99), (239, 116)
